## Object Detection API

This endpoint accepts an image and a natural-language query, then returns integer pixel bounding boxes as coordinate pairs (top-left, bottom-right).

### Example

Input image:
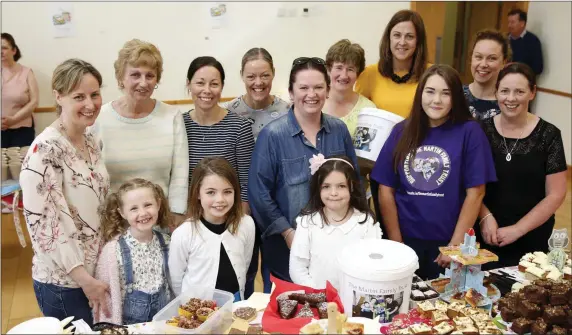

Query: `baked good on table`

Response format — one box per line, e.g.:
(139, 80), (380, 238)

(468, 311), (490, 324)
(390, 327), (411, 334)
(546, 270), (563, 281)
(229, 327), (245, 334)
(452, 316), (473, 327)
(511, 282), (525, 292)
(316, 302), (328, 319)
(464, 288), (484, 307)
(201, 299), (216, 309)
(341, 321), (364, 335)
(416, 301), (435, 318)
(295, 302), (315, 318)
(550, 288), (569, 305)
(409, 323), (432, 334)
(450, 292), (466, 304)
(432, 310), (449, 325)
(446, 302), (466, 319)
(435, 299), (448, 312)
(564, 266), (571, 280)
(516, 300), (542, 319)
(423, 289), (439, 299)
(548, 325), (567, 335)
(543, 305), (567, 325)
(533, 278), (555, 289)
(413, 281), (429, 291)
(431, 278), (451, 293)
(246, 325), (263, 334)
(196, 307), (214, 322)
(523, 285), (549, 304)
(511, 317), (533, 335)
(290, 292), (326, 306)
(433, 321), (454, 335)
(278, 299), (298, 319)
(411, 289), (425, 301)
(530, 318), (548, 335)
(233, 306), (257, 322)
(299, 322), (324, 335)
(526, 266), (547, 280)
(455, 323), (479, 335)
(519, 260), (536, 272)
(179, 300), (201, 318)
(500, 306), (518, 322)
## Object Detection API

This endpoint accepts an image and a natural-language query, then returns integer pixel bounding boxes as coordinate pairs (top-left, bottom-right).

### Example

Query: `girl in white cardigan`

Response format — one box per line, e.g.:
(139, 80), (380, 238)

(169, 157), (255, 301)
(290, 154), (382, 290)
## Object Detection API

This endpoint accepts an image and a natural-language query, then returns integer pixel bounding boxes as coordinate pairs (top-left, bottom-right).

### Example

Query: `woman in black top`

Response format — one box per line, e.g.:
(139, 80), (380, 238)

(477, 63), (567, 269)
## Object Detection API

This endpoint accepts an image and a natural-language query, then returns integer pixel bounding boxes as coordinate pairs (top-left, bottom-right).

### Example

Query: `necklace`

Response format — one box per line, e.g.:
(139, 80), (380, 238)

(499, 114), (528, 162)
(202, 124), (214, 142)
(58, 121), (89, 157)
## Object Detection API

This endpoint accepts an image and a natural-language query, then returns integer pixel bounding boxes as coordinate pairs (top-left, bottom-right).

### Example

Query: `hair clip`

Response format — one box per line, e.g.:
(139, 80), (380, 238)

(309, 153), (354, 175)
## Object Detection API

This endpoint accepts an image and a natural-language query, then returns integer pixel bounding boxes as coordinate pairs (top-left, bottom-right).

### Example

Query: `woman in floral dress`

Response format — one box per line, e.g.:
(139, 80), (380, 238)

(20, 59), (110, 326)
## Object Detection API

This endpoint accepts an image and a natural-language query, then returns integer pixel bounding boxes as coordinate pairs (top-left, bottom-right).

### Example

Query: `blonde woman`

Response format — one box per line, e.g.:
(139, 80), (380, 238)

(323, 39), (375, 139)
(20, 59), (110, 326)
(91, 39), (189, 226)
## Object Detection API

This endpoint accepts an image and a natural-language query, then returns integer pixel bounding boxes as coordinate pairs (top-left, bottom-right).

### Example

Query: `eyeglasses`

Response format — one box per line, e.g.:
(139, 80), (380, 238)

(292, 57), (326, 66)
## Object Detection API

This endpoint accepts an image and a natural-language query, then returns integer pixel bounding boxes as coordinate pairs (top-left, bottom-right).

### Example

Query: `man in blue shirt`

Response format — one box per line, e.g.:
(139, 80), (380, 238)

(507, 8), (544, 76)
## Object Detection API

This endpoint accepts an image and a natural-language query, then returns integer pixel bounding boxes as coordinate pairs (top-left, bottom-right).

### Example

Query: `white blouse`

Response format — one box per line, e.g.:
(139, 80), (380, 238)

(115, 230), (171, 300)
(289, 210), (382, 290)
(168, 216), (255, 298)
(20, 127), (110, 288)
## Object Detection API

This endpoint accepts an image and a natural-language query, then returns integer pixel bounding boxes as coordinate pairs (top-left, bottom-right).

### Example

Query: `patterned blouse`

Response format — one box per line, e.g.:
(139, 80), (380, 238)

(20, 126), (110, 288)
(115, 230), (171, 300)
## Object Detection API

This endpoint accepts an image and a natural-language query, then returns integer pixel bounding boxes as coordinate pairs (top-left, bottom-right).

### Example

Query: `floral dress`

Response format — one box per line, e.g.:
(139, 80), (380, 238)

(20, 126), (109, 288)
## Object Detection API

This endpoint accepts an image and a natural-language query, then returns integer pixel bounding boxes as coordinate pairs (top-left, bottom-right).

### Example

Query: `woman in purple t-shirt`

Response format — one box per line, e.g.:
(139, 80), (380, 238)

(371, 65), (497, 279)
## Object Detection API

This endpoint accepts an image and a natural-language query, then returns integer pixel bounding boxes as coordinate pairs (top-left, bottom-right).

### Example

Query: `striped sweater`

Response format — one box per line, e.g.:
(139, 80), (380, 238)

(183, 110), (254, 201)
(90, 100), (189, 214)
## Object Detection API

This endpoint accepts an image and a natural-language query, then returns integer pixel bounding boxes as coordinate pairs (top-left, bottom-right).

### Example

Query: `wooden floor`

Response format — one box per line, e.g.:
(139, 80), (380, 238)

(1, 180), (570, 332)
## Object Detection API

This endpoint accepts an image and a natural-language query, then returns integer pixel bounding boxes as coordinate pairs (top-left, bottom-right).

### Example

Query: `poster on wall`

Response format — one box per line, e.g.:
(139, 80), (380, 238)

(207, 2), (228, 30)
(51, 3), (76, 38)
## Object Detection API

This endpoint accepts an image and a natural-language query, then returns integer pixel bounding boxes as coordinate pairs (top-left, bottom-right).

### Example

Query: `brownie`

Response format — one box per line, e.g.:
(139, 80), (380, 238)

(411, 289), (426, 301)
(317, 302), (328, 319)
(524, 285), (549, 305)
(504, 292), (520, 303)
(497, 297), (516, 311)
(278, 299), (298, 319)
(550, 325), (568, 335)
(229, 328), (245, 335)
(246, 325), (263, 335)
(517, 300), (542, 319)
(424, 290), (439, 299)
(534, 279), (555, 290)
(501, 306), (518, 322)
(511, 317), (533, 335)
(294, 302), (315, 318)
(531, 318), (549, 335)
(290, 292), (326, 306)
(551, 289), (569, 306)
(544, 306), (568, 325)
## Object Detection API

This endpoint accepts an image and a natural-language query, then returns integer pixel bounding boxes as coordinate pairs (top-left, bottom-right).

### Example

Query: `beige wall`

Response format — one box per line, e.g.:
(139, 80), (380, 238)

(527, 2), (572, 164)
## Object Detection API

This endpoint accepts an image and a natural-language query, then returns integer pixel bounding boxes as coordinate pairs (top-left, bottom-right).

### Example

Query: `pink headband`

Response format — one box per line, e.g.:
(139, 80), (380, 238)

(309, 153), (354, 175)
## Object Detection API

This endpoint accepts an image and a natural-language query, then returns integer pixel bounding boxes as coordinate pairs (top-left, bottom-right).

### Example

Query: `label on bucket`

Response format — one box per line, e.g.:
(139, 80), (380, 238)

(353, 109), (403, 162)
(339, 273), (412, 323)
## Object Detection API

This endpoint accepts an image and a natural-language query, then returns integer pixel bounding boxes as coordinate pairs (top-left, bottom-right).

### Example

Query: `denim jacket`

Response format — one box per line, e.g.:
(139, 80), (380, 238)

(248, 108), (359, 242)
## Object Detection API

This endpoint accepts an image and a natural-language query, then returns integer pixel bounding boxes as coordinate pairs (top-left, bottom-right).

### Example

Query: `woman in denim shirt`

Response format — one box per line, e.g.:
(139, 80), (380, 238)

(248, 57), (359, 282)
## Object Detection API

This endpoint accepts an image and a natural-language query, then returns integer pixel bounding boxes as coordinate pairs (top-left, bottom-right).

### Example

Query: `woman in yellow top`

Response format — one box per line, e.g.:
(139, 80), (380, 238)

(355, 9), (429, 227)
(355, 9), (429, 118)
(323, 39), (375, 139)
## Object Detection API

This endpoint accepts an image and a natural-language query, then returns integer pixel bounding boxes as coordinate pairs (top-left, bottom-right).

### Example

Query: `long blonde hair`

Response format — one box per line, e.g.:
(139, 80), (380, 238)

(100, 178), (173, 242)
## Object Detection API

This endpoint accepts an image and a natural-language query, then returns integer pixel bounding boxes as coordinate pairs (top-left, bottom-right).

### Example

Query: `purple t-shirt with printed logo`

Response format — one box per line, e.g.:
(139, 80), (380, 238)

(371, 120), (496, 241)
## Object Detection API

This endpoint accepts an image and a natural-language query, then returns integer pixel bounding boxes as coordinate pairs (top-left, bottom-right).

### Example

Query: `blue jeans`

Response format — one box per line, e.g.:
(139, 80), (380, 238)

(33, 280), (93, 327)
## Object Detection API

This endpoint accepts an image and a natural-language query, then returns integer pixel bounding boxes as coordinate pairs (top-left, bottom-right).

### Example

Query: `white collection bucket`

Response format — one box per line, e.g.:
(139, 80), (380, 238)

(337, 239), (418, 323)
(353, 108), (404, 162)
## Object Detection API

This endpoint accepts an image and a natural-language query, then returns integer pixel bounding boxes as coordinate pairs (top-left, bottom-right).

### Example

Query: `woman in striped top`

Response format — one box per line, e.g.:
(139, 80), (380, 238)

(183, 56), (255, 214)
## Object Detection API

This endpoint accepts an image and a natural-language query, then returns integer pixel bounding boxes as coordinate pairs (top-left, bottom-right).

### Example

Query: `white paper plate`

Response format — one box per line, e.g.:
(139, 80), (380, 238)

(7, 317), (62, 334)
(232, 300), (264, 325)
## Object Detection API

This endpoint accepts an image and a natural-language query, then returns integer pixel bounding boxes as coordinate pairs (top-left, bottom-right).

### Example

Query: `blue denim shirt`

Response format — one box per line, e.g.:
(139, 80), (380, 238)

(248, 107), (359, 280)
